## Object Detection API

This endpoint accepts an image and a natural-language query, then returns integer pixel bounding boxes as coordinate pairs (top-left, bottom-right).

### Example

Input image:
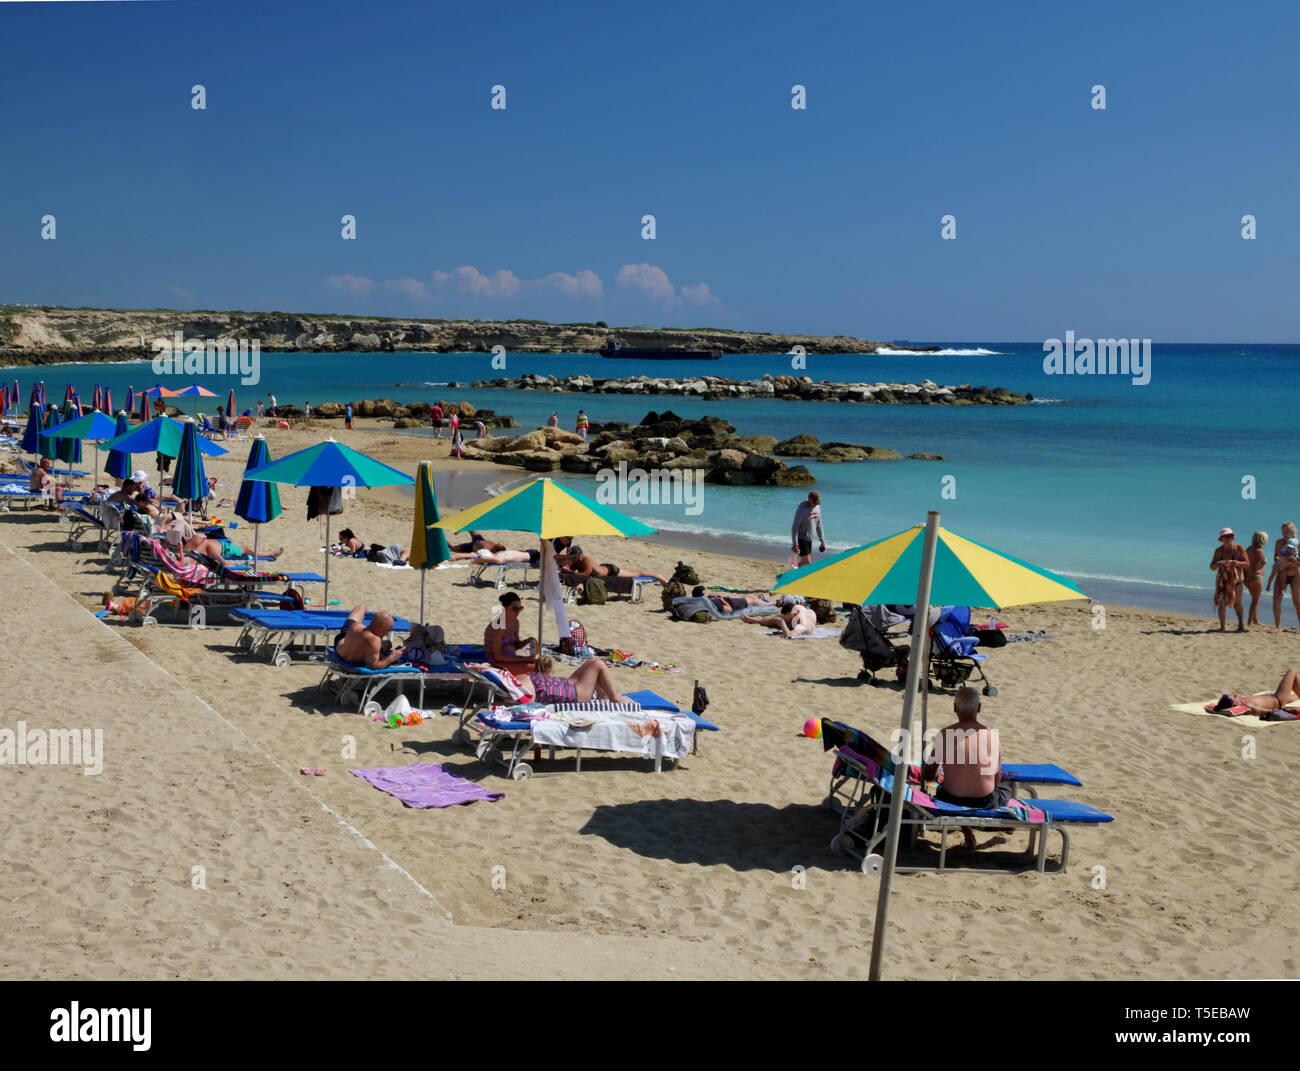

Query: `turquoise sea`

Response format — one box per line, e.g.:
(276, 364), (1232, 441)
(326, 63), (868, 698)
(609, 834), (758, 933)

(9, 342), (1295, 618)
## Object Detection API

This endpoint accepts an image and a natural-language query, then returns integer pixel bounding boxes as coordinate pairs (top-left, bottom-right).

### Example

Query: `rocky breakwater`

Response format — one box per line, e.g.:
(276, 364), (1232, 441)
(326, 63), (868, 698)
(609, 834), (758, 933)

(457, 409), (941, 487)
(307, 398), (516, 431)
(471, 372), (1032, 406)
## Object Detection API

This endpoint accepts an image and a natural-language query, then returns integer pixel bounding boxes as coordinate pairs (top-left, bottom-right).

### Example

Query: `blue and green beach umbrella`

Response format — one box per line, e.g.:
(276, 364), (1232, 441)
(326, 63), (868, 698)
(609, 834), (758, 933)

(45, 409), (118, 484)
(234, 435), (281, 562)
(171, 419), (208, 520)
(242, 438), (415, 603)
(21, 402), (42, 458)
(105, 412), (132, 481)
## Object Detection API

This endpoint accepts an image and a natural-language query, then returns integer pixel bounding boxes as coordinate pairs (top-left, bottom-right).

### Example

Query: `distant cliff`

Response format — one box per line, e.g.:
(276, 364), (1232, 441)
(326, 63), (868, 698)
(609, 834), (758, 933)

(0, 306), (888, 365)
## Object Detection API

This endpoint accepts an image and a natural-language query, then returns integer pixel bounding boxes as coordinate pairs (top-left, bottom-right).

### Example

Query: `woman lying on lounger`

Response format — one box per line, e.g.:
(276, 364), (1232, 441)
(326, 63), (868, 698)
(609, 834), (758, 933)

(528, 655), (632, 705)
(1212, 667), (1300, 714)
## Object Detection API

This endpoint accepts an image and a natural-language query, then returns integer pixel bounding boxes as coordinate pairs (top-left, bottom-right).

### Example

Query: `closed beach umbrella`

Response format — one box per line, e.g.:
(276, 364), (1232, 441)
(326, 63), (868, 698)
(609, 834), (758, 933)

(125, 386), (135, 418)
(21, 402), (43, 458)
(105, 412), (132, 481)
(773, 516), (1085, 981)
(93, 385), (103, 412)
(242, 438), (415, 605)
(234, 435), (281, 563)
(429, 476), (656, 651)
(409, 460), (451, 623)
(55, 399), (84, 467)
(226, 388), (236, 427)
(102, 388), (113, 416)
(172, 419), (208, 522)
(38, 405), (58, 460)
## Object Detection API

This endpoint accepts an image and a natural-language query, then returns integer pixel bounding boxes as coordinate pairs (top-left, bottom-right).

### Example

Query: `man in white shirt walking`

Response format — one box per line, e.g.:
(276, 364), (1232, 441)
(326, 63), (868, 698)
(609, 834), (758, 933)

(791, 491), (825, 566)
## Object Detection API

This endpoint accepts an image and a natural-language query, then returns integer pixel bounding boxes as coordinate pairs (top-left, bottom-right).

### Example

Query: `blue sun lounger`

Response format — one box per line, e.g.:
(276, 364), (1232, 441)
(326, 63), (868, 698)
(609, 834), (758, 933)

(231, 608), (412, 666)
(820, 720), (1110, 873)
(318, 648), (508, 715)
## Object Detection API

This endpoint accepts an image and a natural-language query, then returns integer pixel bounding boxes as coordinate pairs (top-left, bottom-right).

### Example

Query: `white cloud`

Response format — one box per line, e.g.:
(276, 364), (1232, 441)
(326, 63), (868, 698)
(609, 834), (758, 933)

(540, 269), (603, 300)
(680, 282), (720, 307)
(324, 274), (375, 297)
(385, 277), (431, 300)
(616, 264), (720, 308)
(616, 263), (678, 305)
(169, 285), (192, 300)
(431, 266), (522, 298)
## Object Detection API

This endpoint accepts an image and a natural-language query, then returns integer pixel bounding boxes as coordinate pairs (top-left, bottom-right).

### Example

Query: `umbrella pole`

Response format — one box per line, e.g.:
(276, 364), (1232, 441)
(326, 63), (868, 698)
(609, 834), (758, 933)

(420, 570), (426, 626)
(325, 512), (331, 607)
(537, 537), (545, 660)
(253, 523), (260, 568)
(869, 510), (941, 983)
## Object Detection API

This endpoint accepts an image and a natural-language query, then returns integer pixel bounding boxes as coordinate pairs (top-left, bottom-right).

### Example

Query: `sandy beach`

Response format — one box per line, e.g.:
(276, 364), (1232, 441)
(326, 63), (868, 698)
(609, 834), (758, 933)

(3, 416), (1299, 981)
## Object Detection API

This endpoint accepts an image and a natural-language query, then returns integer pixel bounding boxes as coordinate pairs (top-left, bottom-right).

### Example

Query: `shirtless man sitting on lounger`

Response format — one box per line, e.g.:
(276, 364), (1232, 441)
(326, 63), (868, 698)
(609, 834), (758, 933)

(741, 601), (817, 636)
(1212, 667), (1300, 715)
(334, 606), (408, 669)
(922, 686), (1008, 850)
(561, 551), (666, 585)
(29, 457), (63, 505)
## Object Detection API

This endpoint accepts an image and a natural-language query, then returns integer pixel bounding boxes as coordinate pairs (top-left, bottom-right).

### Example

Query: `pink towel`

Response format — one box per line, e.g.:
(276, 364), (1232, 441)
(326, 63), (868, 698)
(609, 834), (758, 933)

(349, 763), (504, 808)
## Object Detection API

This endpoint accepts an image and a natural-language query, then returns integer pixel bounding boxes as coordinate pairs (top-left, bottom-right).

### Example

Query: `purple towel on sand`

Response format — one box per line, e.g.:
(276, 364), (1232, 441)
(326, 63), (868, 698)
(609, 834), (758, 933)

(350, 763), (504, 808)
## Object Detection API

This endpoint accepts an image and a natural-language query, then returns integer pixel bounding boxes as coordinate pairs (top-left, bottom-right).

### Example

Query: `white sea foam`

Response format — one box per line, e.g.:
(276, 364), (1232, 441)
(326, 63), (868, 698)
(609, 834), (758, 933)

(873, 347), (1003, 357)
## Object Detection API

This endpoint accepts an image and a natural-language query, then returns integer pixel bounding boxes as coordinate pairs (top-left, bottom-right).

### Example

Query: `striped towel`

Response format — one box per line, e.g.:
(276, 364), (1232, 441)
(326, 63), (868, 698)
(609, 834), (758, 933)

(550, 700), (643, 714)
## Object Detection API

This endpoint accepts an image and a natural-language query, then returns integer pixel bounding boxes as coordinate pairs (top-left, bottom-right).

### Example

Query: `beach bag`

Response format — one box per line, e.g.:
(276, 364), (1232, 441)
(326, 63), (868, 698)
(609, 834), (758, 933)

(671, 561), (700, 586)
(278, 588), (306, 611)
(559, 621), (587, 656)
(581, 577), (607, 605)
(661, 579), (687, 611)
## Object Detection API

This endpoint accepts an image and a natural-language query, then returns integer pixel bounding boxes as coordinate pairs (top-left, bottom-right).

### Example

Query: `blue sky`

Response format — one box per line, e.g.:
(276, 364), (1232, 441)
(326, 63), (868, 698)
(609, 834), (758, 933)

(1, 0), (1297, 341)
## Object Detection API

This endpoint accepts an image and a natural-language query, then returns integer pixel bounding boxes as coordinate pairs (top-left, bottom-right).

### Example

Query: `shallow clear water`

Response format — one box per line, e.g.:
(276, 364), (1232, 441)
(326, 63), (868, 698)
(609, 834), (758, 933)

(9, 342), (1294, 617)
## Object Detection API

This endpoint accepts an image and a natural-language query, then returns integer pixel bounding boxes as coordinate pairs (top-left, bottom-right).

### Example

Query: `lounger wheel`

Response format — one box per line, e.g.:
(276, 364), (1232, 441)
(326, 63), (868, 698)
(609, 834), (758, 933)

(237, 634), (253, 652)
(362, 701), (382, 718)
(511, 763), (532, 782)
(452, 728), (470, 747)
(830, 834), (845, 854)
(819, 795), (837, 811)
(272, 653), (291, 668)
(861, 853), (883, 877)
(982, 685), (998, 697)
(475, 738), (492, 761)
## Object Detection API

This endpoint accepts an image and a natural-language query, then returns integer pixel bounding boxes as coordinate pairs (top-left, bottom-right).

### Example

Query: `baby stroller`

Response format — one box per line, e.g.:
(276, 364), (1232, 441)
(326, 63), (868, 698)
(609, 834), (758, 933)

(840, 605), (910, 684)
(929, 605), (997, 696)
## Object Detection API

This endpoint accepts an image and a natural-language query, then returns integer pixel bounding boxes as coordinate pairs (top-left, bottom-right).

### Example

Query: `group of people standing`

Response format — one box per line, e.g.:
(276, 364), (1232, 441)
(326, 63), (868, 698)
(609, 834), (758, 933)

(546, 409), (589, 440)
(1210, 523), (1300, 631)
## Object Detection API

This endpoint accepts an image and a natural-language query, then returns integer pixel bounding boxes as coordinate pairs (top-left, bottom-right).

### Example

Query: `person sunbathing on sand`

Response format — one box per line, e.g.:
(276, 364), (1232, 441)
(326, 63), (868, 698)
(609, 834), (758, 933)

(741, 601), (817, 636)
(528, 655), (631, 705)
(691, 585), (777, 612)
(1212, 667), (1300, 715)
(922, 686), (1008, 851)
(334, 606), (407, 669)
(561, 550), (666, 584)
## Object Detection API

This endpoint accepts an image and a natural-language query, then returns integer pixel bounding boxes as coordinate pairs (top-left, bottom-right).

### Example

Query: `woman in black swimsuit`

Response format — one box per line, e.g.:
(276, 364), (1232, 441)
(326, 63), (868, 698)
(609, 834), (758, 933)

(1212, 667), (1300, 714)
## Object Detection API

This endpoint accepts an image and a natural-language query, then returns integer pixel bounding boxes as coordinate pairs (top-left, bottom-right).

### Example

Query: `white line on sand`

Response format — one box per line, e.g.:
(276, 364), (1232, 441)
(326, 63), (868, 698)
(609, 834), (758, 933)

(0, 540), (454, 920)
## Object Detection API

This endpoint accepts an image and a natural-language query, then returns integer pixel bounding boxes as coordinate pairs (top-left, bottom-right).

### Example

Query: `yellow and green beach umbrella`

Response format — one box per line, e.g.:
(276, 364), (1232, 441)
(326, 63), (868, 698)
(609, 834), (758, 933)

(430, 477), (656, 646)
(772, 523), (1084, 608)
(429, 476), (657, 541)
(410, 460), (451, 623)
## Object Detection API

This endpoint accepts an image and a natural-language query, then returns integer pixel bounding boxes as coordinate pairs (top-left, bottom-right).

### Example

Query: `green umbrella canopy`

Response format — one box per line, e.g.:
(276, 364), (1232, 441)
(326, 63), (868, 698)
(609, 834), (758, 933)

(100, 415), (228, 459)
(43, 411), (120, 442)
(242, 438), (414, 488)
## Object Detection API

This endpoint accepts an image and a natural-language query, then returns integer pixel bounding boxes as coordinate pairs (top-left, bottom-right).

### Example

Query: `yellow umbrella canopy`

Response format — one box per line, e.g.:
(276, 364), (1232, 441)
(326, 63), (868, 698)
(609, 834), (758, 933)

(771, 523), (1083, 608)
(428, 477), (656, 540)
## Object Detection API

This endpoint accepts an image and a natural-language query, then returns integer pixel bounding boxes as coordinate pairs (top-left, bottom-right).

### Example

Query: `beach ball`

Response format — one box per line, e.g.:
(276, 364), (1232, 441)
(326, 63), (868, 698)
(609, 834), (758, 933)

(803, 717), (822, 739)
